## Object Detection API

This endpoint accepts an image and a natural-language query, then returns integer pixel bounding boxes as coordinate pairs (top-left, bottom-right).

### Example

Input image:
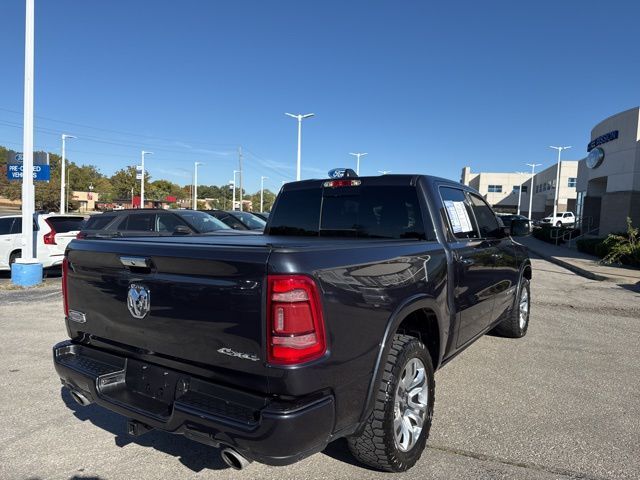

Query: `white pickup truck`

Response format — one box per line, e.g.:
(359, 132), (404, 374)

(540, 211), (575, 227)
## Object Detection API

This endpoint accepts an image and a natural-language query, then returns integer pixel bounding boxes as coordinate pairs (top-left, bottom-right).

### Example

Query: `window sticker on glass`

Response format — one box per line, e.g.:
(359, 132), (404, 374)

(444, 200), (473, 233)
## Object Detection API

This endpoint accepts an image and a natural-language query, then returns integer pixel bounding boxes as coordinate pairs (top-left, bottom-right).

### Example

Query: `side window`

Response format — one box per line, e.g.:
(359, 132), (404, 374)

(122, 213), (156, 231)
(157, 214), (186, 233)
(467, 193), (501, 238)
(0, 218), (14, 235)
(439, 187), (479, 240)
(222, 214), (247, 230)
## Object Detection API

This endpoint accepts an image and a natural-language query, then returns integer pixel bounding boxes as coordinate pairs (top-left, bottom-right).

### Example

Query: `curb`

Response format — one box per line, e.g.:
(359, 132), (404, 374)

(524, 245), (608, 282)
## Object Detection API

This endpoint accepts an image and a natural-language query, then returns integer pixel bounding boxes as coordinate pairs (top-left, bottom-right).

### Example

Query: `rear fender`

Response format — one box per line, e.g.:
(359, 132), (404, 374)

(357, 294), (447, 424)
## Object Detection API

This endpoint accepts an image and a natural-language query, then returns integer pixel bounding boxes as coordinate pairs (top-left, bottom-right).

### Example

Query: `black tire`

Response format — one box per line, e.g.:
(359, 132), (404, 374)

(9, 250), (21, 266)
(348, 334), (435, 472)
(493, 277), (530, 338)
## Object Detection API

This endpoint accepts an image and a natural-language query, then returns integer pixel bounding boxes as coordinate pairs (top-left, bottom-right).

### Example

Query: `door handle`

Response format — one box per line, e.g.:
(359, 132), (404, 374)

(460, 258), (475, 266)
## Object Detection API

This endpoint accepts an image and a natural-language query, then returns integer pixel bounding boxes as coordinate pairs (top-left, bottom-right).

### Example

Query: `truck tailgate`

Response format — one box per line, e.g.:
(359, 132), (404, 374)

(65, 238), (271, 390)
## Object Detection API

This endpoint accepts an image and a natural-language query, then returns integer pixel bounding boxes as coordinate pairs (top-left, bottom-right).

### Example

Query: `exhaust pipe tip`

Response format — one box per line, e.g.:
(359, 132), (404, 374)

(69, 389), (92, 406)
(220, 448), (252, 470)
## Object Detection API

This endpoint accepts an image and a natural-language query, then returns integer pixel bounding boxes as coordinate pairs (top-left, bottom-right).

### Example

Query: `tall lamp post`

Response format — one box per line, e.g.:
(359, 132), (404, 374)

(260, 176), (268, 212)
(12, 0), (39, 286)
(232, 170), (239, 210)
(193, 162), (203, 210)
(349, 152), (368, 175)
(140, 151), (152, 208)
(525, 163), (542, 220)
(285, 112), (314, 181)
(60, 134), (76, 214)
(549, 146), (571, 220)
(514, 171), (527, 216)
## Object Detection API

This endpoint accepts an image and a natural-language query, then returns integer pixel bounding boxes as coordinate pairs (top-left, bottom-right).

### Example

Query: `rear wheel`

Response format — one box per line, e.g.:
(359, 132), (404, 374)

(493, 277), (530, 338)
(556, 221), (562, 227)
(348, 334), (435, 472)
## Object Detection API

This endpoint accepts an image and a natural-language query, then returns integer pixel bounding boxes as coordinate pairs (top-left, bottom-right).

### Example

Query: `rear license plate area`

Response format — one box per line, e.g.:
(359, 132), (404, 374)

(125, 360), (179, 405)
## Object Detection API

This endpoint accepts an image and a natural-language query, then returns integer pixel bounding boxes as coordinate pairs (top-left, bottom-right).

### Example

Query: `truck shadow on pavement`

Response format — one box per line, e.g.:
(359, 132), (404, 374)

(60, 388), (229, 472)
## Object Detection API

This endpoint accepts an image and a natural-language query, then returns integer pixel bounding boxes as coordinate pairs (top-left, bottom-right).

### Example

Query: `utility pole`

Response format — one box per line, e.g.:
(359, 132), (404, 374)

(285, 113), (314, 181)
(140, 151), (152, 208)
(260, 176), (268, 212)
(525, 163), (542, 220)
(349, 152), (368, 175)
(549, 146), (571, 220)
(238, 147), (243, 211)
(60, 134), (76, 214)
(193, 162), (203, 210)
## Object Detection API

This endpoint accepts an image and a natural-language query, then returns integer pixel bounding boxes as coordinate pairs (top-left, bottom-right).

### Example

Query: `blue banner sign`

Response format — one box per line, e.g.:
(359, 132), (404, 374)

(7, 163), (51, 181)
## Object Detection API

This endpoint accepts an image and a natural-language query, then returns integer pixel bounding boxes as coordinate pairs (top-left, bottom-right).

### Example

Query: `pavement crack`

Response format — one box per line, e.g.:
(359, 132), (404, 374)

(427, 444), (612, 480)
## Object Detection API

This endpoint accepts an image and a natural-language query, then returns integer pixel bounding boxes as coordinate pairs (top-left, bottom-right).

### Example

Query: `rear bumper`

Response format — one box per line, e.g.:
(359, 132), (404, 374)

(53, 340), (335, 466)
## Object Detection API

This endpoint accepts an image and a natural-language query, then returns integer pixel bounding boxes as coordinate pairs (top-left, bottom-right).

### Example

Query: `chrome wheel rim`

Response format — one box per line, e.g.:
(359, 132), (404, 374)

(393, 358), (428, 452)
(519, 287), (529, 329)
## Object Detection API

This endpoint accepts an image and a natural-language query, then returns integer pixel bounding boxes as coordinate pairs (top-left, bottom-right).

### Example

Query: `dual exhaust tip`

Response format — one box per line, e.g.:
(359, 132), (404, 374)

(69, 388), (252, 471)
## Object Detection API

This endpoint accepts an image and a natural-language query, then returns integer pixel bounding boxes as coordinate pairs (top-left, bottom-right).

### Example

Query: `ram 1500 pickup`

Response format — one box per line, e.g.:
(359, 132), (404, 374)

(53, 172), (532, 472)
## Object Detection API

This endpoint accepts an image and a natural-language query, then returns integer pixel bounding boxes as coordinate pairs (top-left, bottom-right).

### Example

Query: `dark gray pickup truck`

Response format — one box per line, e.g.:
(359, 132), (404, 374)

(53, 173), (532, 472)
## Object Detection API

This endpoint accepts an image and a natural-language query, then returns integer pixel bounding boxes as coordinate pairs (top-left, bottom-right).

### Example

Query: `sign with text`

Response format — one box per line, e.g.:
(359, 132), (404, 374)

(7, 163), (51, 181)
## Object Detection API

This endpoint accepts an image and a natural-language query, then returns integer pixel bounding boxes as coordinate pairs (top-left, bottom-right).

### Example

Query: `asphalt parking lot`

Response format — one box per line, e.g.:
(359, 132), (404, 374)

(0, 257), (639, 480)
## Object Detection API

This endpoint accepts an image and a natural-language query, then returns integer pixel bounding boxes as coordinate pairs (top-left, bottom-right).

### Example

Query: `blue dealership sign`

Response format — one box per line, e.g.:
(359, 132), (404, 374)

(7, 163), (51, 181)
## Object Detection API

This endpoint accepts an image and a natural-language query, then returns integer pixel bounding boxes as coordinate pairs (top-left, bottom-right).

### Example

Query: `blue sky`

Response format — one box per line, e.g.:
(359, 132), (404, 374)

(1, 0), (639, 193)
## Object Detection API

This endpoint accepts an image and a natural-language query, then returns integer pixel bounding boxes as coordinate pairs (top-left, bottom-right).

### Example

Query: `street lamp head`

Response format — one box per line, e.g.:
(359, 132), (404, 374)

(62, 134), (77, 140)
(142, 150), (153, 156)
(284, 112), (297, 119)
(301, 113), (314, 119)
(549, 145), (572, 151)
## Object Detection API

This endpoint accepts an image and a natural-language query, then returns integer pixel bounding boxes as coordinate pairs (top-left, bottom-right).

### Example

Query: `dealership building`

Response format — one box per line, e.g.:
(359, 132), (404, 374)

(576, 107), (640, 235)
(461, 162), (578, 219)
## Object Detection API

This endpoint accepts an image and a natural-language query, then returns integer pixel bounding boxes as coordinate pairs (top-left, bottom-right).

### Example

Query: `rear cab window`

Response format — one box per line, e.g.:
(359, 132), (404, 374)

(84, 215), (116, 230)
(267, 181), (433, 240)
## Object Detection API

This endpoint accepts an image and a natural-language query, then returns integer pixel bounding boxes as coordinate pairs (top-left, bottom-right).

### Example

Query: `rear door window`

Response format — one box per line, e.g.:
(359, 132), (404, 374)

(0, 218), (15, 235)
(439, 187), (479, 239)
(46, 216), (86, 233)
(84, 215), (115, 230)
(122, 213), (156, 231)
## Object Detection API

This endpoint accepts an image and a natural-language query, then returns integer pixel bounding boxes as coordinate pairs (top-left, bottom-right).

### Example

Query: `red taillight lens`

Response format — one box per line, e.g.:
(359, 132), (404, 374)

(323, 179), (361, 188)
(43, 219), (56, 245)
(267, 275), (326, 365)
(62, 257), (69, 317)
(76, 231), (87, 240)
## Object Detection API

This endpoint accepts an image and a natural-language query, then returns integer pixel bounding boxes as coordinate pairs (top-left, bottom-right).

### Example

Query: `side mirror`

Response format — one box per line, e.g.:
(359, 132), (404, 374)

(510, 218), (531, 237)
(173, 225), (192, 235)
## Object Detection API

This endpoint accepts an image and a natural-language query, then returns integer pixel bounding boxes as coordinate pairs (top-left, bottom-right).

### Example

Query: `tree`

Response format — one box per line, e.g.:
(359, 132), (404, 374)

(110, 166), (150, 200)
(246, 189), (276, 212)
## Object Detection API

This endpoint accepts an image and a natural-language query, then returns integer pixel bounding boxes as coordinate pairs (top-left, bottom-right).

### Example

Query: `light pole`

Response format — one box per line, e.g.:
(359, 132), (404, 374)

(60, 134), (76, 214)
(378, 170), (392, 175)
(193, 162), (203, 210)
(549, 146), (571, 220)
(140, 151), (152, 208)
(13, 0), (38, 286)
(232, 170), (239, 210)
(260, 176), (268, 212)
(285, 112), (314, 181)
(525, 163), (542, 220)
(349, 152), (368, 175)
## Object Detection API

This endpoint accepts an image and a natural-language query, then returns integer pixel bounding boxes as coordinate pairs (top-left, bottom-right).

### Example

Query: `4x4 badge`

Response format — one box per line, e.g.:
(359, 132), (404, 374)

(127, 284), (150, 319)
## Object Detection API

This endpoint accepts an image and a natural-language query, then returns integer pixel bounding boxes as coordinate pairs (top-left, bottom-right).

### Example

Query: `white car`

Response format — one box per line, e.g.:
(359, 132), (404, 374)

(0, 214), (86, 271)
(540, 211), (576, 227)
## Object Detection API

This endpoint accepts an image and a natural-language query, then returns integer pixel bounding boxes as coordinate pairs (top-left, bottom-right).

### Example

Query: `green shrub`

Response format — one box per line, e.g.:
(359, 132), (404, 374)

(601, 218), (640, 267)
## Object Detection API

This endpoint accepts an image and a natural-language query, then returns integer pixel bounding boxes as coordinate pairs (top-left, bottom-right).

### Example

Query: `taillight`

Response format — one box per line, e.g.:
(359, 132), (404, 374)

(62, 257), (69, 317)
(43, 219), (56, 245)
(267, 275), (326, 365)
(76, 231), (87, 240)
